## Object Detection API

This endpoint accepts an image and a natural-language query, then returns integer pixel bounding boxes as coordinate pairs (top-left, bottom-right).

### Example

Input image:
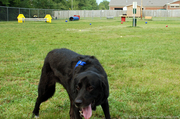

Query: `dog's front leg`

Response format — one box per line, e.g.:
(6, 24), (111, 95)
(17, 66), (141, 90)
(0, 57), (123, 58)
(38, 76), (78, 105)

(73, 105), (82, 119)
(101, 99), (111, 119)
(69, 99), (75, 119)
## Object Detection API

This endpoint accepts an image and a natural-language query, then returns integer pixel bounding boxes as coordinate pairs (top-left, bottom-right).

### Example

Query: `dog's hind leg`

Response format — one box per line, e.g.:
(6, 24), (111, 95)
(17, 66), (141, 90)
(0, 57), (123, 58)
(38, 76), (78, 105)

(32, 83), (55, 117)
(32, 63), (56, 117)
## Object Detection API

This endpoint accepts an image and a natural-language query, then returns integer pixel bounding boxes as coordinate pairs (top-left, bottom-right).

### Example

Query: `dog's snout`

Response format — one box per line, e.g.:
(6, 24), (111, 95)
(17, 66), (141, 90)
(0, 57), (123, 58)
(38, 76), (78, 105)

(75, 99), (82, 107)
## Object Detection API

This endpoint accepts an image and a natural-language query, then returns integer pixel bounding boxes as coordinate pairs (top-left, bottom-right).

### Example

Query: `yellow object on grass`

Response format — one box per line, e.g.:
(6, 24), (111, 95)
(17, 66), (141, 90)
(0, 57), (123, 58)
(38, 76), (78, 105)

(17, 14), (25, 23)
(44, 14), (52, 23)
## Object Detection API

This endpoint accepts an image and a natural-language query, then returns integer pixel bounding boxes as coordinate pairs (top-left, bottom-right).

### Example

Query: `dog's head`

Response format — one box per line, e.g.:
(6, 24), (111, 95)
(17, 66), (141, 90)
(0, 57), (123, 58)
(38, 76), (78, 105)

(73, 71), (109, 119)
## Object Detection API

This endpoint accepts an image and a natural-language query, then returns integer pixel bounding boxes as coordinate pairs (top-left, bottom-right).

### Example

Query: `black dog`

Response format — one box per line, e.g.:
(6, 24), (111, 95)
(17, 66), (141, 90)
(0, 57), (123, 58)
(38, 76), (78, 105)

(32, 48), (110, 119)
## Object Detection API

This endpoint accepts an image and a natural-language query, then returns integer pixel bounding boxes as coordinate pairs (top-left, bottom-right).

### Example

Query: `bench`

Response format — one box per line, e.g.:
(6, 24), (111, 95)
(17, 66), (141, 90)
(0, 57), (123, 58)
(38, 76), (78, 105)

(145, 16), (152, 20)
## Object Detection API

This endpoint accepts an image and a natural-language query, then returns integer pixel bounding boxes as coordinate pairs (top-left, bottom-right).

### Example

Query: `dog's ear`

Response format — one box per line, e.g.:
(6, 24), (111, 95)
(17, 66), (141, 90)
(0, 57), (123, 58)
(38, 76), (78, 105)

(90, 56), (95, 59)
(77, 56), (85, 60)
(84, 55), (96, 64)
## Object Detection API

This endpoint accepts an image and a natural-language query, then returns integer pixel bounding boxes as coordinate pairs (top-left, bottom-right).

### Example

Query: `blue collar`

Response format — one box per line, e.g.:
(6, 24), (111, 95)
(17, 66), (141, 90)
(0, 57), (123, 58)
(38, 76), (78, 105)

(74, 60), (86, 69)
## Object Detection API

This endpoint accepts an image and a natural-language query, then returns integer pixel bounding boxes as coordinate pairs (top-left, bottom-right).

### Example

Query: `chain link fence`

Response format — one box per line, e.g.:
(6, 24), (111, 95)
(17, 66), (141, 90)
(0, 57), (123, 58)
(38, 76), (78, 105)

(1, 6), (180, 21)
(0, 6), (55, 21)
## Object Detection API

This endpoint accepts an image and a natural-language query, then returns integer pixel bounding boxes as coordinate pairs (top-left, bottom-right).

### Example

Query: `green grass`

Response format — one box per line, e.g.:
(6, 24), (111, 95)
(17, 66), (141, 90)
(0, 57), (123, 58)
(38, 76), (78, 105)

(0, 19), (180, 119)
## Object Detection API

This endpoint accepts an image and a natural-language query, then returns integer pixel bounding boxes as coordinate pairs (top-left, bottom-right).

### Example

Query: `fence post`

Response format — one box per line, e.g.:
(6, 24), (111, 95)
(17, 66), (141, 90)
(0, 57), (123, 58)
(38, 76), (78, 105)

(92, 10), (93, 19)
(7, 7), (8, 21)
(68, 10), (69, 18)
(84, 9), (85, 19)
(29, 9), (30, 18)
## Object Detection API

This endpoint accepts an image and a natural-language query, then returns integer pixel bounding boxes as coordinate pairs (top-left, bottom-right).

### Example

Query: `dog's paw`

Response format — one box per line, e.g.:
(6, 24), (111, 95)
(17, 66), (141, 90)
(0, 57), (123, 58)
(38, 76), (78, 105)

(31, 114), (39, 119)
(35, 115), (39, 119)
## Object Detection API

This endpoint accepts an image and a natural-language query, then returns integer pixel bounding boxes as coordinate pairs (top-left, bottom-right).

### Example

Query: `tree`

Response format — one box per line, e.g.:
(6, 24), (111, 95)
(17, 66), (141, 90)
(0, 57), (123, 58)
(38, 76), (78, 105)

(77, 0), (98, 10)
(0, 0), (10, 6)
(32, 0), (54, 9)
(51, 0), (70, 9)
(0, 0), (34, 8)
(90, 0), (98, 10)
(0, 0), (99, 10)
(99, 0), (109, 10)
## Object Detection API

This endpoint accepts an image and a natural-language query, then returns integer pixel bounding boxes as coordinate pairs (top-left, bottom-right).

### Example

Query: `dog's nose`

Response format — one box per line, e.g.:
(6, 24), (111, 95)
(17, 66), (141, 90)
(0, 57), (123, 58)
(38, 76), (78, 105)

(75, 99), (82, 107)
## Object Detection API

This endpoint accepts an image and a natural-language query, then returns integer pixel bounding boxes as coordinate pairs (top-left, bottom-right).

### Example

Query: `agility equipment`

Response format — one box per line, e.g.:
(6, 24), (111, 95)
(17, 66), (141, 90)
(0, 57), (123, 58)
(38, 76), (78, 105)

(17, 14), (25, 23)
(69, 16), (79, 21)
(69, 15), (80, 21)
(74, 15), (80, 20)
(17, 14), (52, 23)
(44, 14), (52, 23)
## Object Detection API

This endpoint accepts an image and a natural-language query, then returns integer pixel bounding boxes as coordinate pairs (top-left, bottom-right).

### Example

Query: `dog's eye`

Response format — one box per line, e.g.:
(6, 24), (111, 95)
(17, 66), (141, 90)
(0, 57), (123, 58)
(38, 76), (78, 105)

(87, 86), (93, 91)
(76, 85), (80, 91)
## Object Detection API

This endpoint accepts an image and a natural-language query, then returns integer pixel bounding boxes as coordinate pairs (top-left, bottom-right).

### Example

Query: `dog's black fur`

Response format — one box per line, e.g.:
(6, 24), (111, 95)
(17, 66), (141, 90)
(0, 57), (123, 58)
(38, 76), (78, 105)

(32, 48), (110, 119)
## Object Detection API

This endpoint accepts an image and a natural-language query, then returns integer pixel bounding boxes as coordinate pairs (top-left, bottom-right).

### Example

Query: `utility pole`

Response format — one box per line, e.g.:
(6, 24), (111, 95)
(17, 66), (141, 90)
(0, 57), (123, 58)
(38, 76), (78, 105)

(141, 0), (143, 20)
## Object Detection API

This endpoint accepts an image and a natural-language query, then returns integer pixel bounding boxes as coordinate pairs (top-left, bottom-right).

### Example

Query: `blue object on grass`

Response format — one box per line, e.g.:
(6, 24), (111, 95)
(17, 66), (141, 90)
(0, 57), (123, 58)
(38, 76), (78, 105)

(69, 17), (79, 21)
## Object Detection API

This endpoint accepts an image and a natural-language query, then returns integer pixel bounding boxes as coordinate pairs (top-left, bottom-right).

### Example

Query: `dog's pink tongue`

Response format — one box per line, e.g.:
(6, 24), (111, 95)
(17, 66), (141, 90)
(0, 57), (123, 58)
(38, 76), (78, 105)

(82, 104), (92, 119)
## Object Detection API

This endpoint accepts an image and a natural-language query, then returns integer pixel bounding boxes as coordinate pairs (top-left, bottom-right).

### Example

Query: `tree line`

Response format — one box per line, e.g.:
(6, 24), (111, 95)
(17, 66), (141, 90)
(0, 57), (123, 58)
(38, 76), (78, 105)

(0, 0), (109, 10)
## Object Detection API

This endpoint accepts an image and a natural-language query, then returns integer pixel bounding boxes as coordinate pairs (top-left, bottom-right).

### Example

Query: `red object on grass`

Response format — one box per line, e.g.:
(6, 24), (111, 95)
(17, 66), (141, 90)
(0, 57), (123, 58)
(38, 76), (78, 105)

(74, 15), (80, 20)
(121, 16), (126, 22)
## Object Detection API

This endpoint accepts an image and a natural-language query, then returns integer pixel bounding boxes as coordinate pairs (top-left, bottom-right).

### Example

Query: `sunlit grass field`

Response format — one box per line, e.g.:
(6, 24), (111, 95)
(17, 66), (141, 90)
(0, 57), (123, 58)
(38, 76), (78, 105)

(0, 19), (180, 119)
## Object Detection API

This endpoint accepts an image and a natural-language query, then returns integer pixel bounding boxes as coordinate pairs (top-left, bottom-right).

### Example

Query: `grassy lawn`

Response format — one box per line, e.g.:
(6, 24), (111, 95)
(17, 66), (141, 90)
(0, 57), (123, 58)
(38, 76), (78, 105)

(0, 19), (180, 119)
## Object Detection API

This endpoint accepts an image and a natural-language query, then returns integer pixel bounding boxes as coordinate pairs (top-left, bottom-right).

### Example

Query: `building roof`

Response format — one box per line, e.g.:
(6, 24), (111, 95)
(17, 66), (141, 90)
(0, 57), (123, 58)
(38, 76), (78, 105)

(109, 0), (178, 7)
